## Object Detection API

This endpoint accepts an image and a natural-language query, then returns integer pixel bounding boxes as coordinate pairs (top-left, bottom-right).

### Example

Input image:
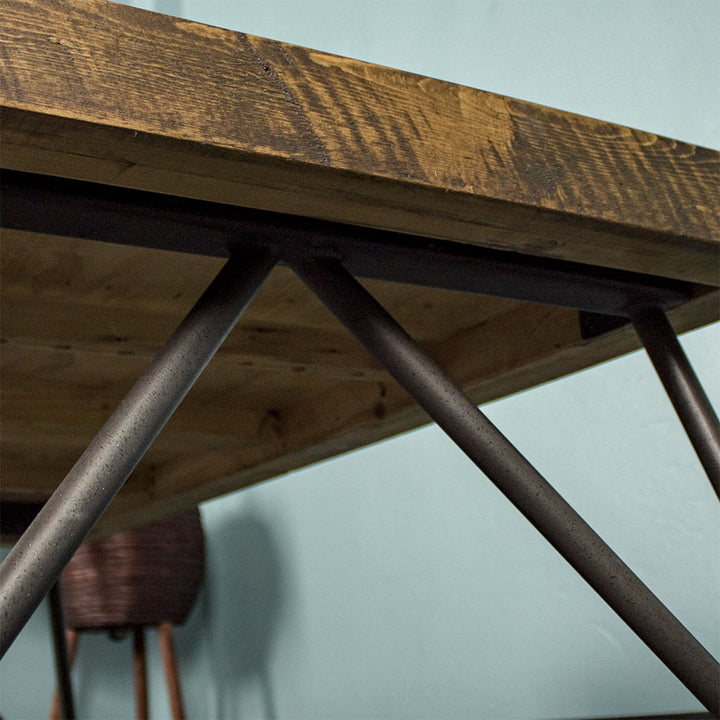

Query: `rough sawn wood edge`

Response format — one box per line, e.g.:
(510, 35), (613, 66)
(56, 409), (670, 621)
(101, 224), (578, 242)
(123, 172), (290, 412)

(0, 0), (718, 284)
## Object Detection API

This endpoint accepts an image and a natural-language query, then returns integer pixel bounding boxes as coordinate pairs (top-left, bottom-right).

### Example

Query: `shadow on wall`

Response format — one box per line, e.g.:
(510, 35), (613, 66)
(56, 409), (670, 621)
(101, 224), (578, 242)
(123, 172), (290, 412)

(205, 508), (285, 719)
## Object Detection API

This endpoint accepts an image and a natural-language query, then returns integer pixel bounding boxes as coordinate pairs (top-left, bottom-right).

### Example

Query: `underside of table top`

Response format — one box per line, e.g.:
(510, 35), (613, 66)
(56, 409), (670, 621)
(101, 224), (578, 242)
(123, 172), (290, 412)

(1, 0), (718, 534)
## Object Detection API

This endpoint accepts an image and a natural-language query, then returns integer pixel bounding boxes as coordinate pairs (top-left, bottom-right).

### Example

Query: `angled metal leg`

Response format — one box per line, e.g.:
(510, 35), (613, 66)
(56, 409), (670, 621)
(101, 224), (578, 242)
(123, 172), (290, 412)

(292, 257), (720, 715)
(631, 306), (720, 499)
(0, 251), (277, 657)
(48, 583), (75, 720)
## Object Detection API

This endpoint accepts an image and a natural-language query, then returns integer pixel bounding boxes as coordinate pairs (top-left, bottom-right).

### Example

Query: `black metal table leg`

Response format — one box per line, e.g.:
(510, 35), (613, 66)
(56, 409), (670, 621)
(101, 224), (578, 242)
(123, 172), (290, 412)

(48, 582), (75, 720)
(631, 305), (720, 499)
(0, 251), (277, 657)
(292, 257), (720, 715)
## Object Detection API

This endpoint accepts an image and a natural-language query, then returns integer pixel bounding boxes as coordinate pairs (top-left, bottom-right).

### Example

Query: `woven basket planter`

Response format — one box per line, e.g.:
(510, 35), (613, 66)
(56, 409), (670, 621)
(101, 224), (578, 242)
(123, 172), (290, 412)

(60, 508), (205, 631)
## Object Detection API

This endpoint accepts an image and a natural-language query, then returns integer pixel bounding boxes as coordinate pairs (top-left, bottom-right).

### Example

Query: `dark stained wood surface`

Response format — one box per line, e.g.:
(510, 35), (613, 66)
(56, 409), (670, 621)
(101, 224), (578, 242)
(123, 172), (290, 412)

(0, 1), (718, 534)
(1, 0), (718, 283)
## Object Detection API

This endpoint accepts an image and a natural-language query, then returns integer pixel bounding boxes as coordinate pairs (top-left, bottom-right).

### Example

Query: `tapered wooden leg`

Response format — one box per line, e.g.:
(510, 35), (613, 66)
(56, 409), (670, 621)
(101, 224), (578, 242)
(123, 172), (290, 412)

(133, 627), (148, 720)
(49, 629), (79, 720)
(158, 623), (185, 720)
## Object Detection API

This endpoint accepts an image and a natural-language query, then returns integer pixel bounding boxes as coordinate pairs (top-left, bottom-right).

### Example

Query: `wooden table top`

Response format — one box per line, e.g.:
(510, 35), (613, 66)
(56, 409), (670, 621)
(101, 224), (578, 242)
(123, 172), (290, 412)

(1, 0), (718, 534)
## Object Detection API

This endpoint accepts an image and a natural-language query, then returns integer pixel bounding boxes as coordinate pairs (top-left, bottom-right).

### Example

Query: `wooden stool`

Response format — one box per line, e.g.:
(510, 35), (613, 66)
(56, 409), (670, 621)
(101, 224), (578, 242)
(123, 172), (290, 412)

(49, 509), (205, 719)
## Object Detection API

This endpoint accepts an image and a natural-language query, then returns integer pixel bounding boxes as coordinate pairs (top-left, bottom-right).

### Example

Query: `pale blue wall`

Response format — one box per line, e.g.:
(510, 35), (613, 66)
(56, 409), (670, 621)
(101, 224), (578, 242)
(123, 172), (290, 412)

(1, 1), (718, 718)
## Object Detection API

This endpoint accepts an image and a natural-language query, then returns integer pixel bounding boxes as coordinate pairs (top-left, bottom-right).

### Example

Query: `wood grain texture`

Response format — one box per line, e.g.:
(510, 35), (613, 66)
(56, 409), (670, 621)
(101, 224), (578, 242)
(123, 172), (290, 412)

(1, 0), (718, 283)
(1, 0), (719, 535)
(0, 230), (538, 529)
(95, 288), (719, 536)
(3, 231), (716, 533)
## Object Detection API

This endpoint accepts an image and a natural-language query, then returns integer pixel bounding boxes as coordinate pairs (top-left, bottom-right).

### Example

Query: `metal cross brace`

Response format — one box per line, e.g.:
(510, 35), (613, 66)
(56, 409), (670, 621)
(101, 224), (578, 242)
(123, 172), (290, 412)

(0, 173), (718, 713)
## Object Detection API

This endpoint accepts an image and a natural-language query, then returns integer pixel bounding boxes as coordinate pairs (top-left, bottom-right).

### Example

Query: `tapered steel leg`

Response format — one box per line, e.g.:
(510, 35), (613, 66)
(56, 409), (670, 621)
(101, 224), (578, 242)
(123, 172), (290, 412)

(631, 306), (720, 499)
(292, 257), (720, 715)
(47, 583), (75, 720)
(0, 251), (277, 657)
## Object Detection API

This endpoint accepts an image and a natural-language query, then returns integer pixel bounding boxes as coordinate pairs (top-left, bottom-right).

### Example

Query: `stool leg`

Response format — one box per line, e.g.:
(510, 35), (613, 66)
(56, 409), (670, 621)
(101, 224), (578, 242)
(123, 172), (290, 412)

(158, 623), (185, 720)
(49, 629), (78, 720)
(133, 628), (148, 720)
(47, 582), (76, 719)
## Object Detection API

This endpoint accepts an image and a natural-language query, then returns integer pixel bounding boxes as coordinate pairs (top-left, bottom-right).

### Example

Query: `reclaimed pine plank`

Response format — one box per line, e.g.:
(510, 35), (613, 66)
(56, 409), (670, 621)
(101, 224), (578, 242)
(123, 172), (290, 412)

(95, 287), (719, 535)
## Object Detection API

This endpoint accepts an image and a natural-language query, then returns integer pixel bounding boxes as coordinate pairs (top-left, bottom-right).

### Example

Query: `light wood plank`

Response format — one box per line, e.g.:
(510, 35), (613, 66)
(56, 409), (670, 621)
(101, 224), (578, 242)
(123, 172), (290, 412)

(96, 290), (719, 535)
(1, 230), (532, 513)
